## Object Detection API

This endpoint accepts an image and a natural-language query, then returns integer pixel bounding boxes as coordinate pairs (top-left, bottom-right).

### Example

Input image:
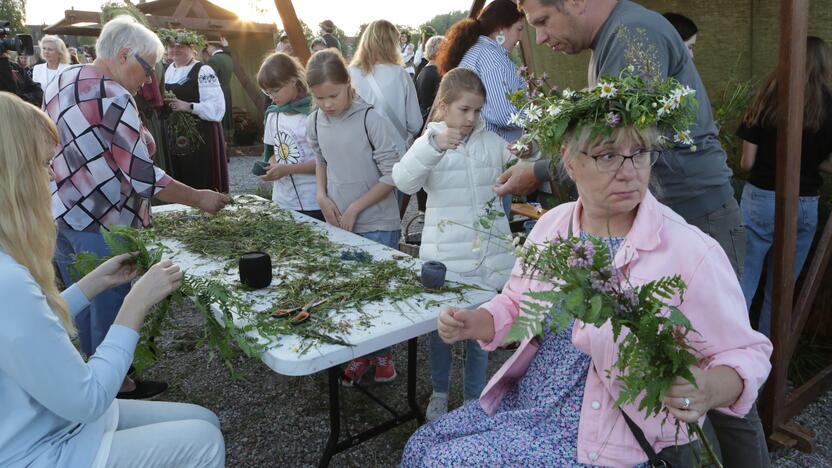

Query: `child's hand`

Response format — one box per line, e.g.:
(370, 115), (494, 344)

(260, 164), (287, 182)
(339, 204), (361, 232)
(317, 195), (342, 226)
(433, 127), (465, 151)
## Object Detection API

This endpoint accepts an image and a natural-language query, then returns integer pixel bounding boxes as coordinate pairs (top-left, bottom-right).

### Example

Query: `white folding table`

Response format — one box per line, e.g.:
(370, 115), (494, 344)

(152, 201), (497, 466)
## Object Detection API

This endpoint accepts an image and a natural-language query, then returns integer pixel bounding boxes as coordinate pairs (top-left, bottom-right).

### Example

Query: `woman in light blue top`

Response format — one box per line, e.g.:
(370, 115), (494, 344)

(0, 94), (224, 467)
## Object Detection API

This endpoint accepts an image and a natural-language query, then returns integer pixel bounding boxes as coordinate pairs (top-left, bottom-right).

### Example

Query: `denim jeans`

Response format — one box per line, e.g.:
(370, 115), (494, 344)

(105, 399), (224, 468)
(357, 230), (401, 357)
(55, 228), (131, 356)
(740, 182), (818, 338)
(429, 332), (488, 401)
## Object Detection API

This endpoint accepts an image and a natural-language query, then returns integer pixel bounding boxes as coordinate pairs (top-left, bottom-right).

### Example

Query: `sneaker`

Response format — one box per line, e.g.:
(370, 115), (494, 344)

(341, 357), (371, 387)
(117, 379), (168, 400)
(373, 353), (397, 383)
(426, 392), (449, 421)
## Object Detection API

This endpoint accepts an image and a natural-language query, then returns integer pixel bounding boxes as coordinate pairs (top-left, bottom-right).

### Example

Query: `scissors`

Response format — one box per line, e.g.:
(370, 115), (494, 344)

(272, 297), (327, 324)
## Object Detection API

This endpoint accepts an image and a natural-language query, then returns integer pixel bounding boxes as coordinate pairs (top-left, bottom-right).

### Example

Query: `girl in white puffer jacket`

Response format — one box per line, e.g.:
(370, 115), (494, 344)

(392, 68), (516, 420)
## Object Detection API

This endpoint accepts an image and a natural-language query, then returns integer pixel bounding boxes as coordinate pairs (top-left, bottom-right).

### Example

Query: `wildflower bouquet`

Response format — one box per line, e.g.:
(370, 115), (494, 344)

(507, 66), (699, 161)
(506, 235), (721, 466)
(164, 90), (205, 148)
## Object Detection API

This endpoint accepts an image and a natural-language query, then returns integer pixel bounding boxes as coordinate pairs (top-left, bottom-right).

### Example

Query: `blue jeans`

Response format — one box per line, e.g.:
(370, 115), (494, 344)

(429, 331), (488, 401)
(357, 229), (401, 357)
(357, 229), (400, 249)
(740, 183), (818, 337)
(55, 228), (130, 356)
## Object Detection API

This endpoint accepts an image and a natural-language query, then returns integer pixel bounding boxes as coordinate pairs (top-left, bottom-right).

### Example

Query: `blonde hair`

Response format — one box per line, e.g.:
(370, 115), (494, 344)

(429, 68), (486, 124)
(350, 20), (403, 74)
(0, 92), (73, 334)
(39, 35), (70, 64)
(257, 52), (308, 95)
(563, 125), (659, 157)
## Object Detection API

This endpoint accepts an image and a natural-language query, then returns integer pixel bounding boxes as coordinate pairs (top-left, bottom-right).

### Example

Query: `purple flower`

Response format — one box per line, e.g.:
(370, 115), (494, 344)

(567, 240), (595, 268)
(606, 112), (622, 128)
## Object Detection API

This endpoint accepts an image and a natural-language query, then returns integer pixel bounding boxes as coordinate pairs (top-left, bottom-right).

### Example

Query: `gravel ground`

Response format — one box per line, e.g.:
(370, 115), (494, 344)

(144, 153), (832, 467)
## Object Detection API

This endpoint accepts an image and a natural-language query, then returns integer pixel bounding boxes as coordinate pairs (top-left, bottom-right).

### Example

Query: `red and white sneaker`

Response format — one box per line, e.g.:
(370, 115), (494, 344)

(373, 353), (397, 383)
(341, 357), (371, 387)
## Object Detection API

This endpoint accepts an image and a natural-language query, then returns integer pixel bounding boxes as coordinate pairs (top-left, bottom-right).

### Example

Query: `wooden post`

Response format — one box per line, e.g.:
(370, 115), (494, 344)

(469, 0), (486, 18)
(274, 0), (310, 65)
(760, 0), (809, 437)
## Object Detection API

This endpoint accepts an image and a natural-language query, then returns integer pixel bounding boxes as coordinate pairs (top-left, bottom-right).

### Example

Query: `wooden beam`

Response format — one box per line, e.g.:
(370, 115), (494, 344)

(146, 16), (275, 35)
(232, 61), (263, 115)
(519, 25), (535, 72)
(760, 0), (809, 435)
(784, 362), (832, 424)
(788, 213), (832, 355)
(274, 0), (310, 65)
(172, 0), (196, 20)
(469, 0), (486, 18)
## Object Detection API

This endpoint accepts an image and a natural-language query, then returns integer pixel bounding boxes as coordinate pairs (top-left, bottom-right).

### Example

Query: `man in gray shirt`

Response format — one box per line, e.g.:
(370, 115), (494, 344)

(505, 0), (766, 467)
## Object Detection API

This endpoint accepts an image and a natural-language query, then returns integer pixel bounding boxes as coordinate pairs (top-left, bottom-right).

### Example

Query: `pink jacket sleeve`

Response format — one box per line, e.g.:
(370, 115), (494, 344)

(477, 207), (569, 351)
(683, 244), (773, 417)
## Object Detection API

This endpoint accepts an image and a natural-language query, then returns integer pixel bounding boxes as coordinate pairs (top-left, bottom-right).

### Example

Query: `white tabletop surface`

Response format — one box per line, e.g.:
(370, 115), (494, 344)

(152, 200), (498, 376)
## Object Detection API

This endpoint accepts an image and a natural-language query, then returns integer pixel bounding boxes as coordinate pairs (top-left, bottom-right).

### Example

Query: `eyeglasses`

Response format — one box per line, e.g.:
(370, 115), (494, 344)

(261, 89), (278, 98)
(581, 149), (661, 173)
(133, 53), (154, 77)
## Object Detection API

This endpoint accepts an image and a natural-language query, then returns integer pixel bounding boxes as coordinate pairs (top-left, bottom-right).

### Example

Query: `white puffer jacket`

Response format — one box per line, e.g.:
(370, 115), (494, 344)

(393, 120), (515, 290)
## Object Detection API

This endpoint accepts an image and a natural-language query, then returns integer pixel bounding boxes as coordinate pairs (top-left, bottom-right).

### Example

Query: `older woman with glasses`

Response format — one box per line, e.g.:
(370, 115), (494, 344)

(45, 15), (230, 403)
(402, 76), (772, 467)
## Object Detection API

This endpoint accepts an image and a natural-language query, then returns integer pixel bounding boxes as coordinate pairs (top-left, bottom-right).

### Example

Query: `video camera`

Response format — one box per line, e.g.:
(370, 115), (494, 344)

(0, 21), (34, 56)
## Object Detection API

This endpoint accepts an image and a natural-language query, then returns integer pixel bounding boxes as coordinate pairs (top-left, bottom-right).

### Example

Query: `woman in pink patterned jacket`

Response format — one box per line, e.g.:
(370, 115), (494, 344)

(402, 121), (772, 466)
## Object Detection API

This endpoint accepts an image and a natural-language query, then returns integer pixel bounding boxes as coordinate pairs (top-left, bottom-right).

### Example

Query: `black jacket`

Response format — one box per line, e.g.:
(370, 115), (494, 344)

(0, 57), (43, 106)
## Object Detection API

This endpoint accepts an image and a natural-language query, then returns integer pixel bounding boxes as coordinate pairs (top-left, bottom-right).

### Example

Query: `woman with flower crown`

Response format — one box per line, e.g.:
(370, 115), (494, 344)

(401, 72), (772, 467)
(158, 28), (229, 193)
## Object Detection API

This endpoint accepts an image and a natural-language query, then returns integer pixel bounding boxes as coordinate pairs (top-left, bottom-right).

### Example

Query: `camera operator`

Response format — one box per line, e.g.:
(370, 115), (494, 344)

(0, 50), (42, 106)
(0, 21), (41, 106)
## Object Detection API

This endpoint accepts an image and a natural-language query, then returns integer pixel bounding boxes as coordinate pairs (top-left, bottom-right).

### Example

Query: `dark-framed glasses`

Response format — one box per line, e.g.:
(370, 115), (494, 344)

(133, 53), (154, 77)
(581, 149), (661, 173)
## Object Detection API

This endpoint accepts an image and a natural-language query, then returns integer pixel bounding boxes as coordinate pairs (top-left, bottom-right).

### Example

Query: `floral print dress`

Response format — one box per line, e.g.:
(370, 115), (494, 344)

(402, 237), (636, 467)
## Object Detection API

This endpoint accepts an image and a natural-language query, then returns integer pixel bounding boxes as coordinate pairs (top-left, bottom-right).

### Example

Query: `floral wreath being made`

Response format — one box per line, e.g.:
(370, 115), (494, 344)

(508, 65), (699, 160)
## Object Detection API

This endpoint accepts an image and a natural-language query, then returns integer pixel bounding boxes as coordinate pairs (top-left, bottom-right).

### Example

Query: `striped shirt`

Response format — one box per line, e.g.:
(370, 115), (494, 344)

(459, 35), (525, 142)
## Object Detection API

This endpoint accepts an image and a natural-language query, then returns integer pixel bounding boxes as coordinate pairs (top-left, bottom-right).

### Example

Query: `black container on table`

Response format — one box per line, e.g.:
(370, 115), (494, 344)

(239, 252), (272, 289)
(421, 261), (447, 289)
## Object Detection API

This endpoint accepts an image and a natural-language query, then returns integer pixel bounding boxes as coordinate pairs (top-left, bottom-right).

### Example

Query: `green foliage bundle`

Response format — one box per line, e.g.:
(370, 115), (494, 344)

(507, 235), (721, 466)
(70, 225), (263, 378)
(163, 90), (205, 146)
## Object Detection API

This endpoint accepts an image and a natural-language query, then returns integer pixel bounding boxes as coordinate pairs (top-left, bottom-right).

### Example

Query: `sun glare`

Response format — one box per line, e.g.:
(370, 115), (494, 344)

(212, 0), (278, 23)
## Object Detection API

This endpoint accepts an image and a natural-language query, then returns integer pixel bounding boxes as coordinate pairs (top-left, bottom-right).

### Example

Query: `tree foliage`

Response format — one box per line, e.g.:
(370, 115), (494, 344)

(0, 0), (26, 33)
(418, 9), (468, 36)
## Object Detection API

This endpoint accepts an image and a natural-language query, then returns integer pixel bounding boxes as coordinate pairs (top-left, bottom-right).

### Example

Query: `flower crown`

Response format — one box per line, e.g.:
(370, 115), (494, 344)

(508, 66), (699, 158)
(158, 28), (206, 51)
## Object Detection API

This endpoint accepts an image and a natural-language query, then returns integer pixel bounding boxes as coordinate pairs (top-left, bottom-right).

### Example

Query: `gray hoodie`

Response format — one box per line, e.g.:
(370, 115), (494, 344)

(306, 96), (402, 233)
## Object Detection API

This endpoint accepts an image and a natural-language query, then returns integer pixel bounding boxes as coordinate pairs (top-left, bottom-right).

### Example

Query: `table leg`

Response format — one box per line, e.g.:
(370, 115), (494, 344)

(318, 366), (341, 468)
(408, 337), (424, 424)
(317, 337), (424, 467)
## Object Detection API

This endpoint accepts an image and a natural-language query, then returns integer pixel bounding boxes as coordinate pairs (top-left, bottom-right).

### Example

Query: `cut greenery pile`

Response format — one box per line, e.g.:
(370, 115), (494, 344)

(73, 196), (477, 377)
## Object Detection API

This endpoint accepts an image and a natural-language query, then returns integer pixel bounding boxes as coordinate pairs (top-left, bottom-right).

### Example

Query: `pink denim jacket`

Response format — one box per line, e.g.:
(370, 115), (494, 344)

(478, 192), (772, 467)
